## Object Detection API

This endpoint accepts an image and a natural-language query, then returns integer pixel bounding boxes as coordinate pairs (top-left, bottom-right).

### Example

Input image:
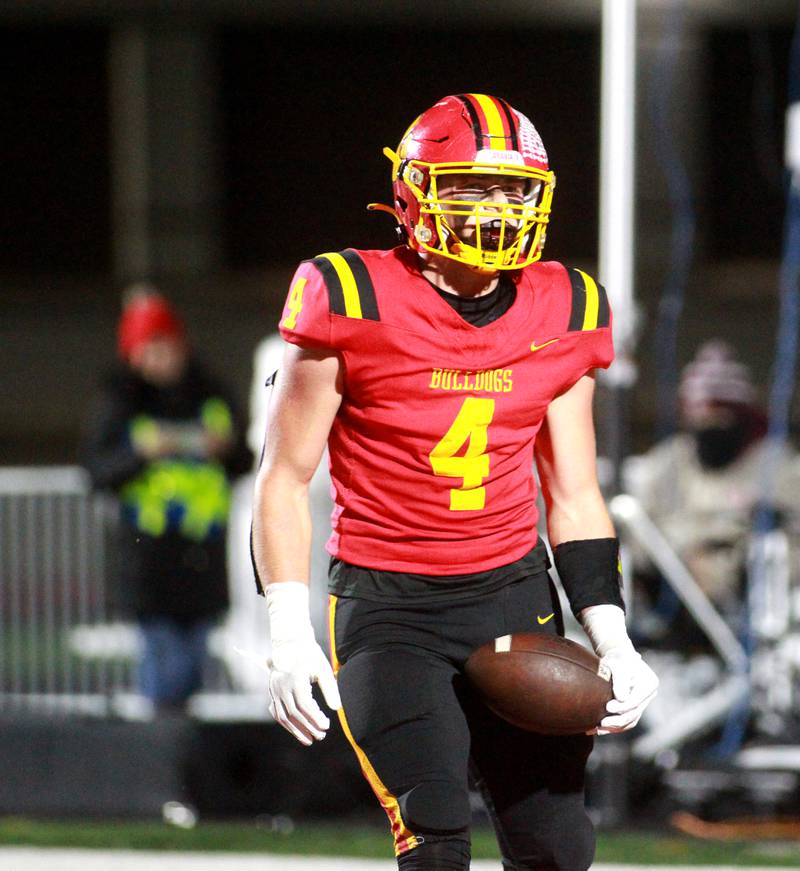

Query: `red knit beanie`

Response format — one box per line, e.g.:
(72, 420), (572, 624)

(117, 287), (185, 360)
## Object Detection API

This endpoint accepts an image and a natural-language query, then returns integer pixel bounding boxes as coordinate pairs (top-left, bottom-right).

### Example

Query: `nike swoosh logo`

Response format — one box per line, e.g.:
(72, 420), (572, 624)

(537, 613), (555, 625)
(530, 338), (559, 353)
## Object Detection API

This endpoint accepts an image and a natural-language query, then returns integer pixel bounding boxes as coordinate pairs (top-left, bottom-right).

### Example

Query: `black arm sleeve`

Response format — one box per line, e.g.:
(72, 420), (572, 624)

(553, 537), (626, 618)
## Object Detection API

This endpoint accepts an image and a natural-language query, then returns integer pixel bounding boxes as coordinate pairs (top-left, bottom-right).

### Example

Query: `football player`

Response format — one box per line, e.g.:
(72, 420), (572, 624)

(252, 94), (658, 870)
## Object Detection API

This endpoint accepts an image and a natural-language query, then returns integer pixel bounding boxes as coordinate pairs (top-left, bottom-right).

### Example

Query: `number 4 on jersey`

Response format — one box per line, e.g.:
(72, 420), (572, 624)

(429, 397), (495, 510)
(281, 277), (307, 330)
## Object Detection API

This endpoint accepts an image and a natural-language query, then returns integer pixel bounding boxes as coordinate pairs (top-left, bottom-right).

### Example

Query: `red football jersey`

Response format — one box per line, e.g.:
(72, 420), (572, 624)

(278, 246), (613, 574)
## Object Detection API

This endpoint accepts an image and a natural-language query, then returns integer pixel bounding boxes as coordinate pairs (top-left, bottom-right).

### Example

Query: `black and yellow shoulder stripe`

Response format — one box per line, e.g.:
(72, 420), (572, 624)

(566, 267), (610, 332)
(309, 249), (380, 321)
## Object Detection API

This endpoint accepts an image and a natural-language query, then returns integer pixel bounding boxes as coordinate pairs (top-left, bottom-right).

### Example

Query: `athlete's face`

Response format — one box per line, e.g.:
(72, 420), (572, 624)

(436, 174), (540, 250)
(438, 174), (529, 204)
(130, 335), (188, 386)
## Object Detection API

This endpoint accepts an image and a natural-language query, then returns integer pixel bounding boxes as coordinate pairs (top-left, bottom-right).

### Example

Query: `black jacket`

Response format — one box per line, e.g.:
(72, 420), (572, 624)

(82, 361), (251, 622)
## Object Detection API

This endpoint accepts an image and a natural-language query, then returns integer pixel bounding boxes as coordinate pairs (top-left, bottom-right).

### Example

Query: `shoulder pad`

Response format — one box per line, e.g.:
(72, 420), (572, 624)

(565, 267), (610, 331)
(308, 249), (380, 321)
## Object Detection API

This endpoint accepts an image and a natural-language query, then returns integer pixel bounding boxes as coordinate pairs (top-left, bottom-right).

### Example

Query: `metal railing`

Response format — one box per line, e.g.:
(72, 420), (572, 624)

(0, 466), (270, 720)
(610, 493), (798, 762)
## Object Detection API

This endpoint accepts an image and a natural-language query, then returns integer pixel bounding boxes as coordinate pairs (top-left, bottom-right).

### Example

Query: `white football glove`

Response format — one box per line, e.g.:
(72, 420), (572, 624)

(265, 582), (341, 746)
(580, 604), (658, 736)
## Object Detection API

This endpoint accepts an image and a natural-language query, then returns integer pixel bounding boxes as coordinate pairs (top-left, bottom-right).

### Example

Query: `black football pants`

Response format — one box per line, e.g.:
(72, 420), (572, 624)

(329, 572), (595, 871)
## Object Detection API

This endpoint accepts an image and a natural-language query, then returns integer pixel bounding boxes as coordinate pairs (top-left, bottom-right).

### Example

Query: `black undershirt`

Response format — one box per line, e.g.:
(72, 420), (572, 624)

(433, 272), (517, 327)
(329, 539), (550, 604)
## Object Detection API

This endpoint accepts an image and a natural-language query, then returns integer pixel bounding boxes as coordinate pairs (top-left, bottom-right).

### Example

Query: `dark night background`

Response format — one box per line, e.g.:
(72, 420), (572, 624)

(0, 13), (796, 462)
(0, 24), (601, 273)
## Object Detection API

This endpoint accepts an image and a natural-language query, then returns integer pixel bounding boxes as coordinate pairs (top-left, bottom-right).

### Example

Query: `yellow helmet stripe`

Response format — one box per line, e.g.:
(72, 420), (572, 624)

(319, 252), (363, 319)
(577, 268), (600, 330)
(470, 93), (508, 150)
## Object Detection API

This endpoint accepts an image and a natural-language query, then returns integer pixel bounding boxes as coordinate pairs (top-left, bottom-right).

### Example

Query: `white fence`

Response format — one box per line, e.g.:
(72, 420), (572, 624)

(0, 466), (271, 720)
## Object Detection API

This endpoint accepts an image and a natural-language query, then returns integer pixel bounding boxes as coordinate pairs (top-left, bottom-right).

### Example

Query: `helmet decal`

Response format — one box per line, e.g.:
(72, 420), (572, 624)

(515, 110), (548, 166)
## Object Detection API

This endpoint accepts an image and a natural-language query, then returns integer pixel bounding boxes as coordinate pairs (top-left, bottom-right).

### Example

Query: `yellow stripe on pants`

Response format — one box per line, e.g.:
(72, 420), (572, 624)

(327, 595), (420, 856)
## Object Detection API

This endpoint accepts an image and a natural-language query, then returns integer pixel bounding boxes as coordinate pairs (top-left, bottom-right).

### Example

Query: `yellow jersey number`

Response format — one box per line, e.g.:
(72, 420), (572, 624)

(429, 397), (495, 510)
(280, 277), (307, 330)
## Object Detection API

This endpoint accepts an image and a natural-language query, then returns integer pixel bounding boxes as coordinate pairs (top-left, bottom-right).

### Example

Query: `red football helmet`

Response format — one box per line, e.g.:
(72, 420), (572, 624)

(375, 94), (556, 272)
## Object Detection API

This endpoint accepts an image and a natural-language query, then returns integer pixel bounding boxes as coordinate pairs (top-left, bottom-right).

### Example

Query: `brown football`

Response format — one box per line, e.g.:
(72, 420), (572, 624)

(464, 633), (613, 735)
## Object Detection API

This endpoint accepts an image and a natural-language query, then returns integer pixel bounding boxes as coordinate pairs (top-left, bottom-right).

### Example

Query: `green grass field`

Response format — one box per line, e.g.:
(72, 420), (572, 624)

(1, 818), (800, 867)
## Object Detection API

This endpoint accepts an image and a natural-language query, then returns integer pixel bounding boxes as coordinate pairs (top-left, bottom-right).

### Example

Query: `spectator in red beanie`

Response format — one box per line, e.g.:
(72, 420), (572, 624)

(118, 285), (185, 363)
(82, 285), (251, 713)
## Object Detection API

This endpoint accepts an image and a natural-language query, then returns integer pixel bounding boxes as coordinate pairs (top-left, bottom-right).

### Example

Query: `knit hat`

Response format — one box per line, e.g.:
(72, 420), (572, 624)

(117, 285), (185, 360)
(679, 339), (757, 411)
